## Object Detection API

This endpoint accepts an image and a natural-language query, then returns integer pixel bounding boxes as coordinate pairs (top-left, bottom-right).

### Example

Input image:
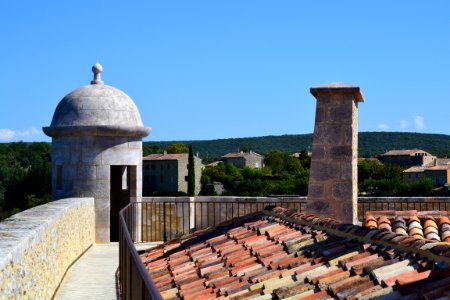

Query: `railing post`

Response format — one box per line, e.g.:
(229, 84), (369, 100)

(163, 202), (167, 242)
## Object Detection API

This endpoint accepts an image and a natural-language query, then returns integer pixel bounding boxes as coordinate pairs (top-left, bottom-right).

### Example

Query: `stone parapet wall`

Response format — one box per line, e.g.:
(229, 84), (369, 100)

(0, 198), (95, 299)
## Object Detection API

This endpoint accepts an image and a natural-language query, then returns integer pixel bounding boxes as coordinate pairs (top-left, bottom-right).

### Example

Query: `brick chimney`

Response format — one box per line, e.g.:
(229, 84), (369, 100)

(306, 83), (364, 224)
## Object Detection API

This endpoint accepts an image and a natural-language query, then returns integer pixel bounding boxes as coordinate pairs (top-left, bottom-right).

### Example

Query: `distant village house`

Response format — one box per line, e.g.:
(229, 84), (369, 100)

(403, 165), (450, 187)
(143, 153), (203, 195)
(221, 150), (264, 169)
(378, 149), (436, 167)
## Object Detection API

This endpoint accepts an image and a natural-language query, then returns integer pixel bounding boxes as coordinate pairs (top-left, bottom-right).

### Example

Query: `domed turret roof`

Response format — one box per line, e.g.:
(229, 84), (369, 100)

(43, 63), (150, 137)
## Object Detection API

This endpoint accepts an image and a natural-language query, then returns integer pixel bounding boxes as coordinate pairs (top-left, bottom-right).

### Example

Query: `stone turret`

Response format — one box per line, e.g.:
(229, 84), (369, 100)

(43, 63), (151, 242)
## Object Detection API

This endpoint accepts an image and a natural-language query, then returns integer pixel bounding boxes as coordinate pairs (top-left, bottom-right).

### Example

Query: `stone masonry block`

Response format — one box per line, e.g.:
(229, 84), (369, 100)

(341, 163), (354, 181)
(128, 141), (142, 149)
(77, 165), (96, 180)
(76, 180), (96, 196)
(342, 93), (356, 102)
(109, 141), (129, 150)
(309, 162), (340, 182)
(332, 182), (353, 201)
(305, 200), (330, 214)
(308, 184), (325, 198)
(81, 148), (102, 164)
(96, 165), (110, 180)
(94, 180), (110, 198)
(64, 165), (76, 180)
(343, 125), (355, 145)
(79, 136), (97, 149)
(95, 206), (110, 228)
(329, 104), (353, 123)
(340, 201), (357, 223)
(311, 146), (325, 161)
(95, 227), (110, 244)
(328, 145), (352, 161)
(91, 138), (113, 151)
(101, 148), (140, 165)
(94, 197), (110, 211)
(70, 150), (81, 164)
(314, 124), (345, 145)
(315, 93), (332, 105)
(51, 151), (69, 164)
(315, 106), (326, 124)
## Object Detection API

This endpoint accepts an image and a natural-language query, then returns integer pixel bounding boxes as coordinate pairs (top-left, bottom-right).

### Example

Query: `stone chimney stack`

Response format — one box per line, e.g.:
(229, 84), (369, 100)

(306, 83), (364, 224)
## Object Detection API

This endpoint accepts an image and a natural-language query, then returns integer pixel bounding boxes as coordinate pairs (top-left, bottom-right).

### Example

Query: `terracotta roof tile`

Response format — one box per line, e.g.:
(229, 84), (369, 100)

(344, 253), (380, 271)
(328, 275), (368, 295)
(228, 287), (263, 300)
(383, 269), (432, 287)
(143, 153), (188, 160)
(315, 269), (350, 287)
(365, 210), (450, 245)
(260, 251), (287, 266)
(299, 290), (330, 300)
(241, 265), (267, 279)
(438, 216), (450, 227)
(336, 277), (374, 298)
(205, 274), (229, 287)
(273, 282), (315, 299)
(371, 259), (417, 284)
(140, 207), (450, 299)
(249, 269), (281, 283)
(364, 287), (400, 299)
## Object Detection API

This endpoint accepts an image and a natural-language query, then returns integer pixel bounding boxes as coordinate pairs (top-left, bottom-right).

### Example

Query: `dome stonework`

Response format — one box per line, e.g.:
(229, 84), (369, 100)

(43, 64), (150, 137)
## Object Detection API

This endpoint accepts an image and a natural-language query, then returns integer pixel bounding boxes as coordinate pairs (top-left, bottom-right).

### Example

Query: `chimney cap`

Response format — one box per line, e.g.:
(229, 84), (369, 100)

(310, 82), (364, 102)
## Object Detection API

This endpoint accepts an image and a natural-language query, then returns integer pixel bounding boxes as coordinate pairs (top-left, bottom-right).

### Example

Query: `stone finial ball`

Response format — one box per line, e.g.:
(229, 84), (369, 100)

(92, 63), (103, 74)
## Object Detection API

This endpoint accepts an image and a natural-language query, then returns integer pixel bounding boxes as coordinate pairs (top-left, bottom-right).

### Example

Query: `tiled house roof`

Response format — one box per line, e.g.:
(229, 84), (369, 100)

(404, 165), (450, 173)
(139, 207), (450, 299)
(365, 210), (450, 243)
(379, 149), (432, 157)
(403, 166), (426, 173)
(143, 154), (187, 160)
(222, 152), (263, 159)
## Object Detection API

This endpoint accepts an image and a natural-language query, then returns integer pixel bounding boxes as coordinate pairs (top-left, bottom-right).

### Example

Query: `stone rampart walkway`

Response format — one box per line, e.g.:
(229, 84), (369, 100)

(55, 242), (162, 299)
(55, 243), (119, 300)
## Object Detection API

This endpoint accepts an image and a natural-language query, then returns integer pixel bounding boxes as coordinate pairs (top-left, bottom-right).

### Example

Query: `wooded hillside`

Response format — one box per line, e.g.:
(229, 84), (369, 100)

(144, 132), (450, 162)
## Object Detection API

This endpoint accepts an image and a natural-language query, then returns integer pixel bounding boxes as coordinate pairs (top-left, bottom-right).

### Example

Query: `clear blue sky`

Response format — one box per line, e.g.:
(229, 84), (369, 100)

(1, 1), (449, 142)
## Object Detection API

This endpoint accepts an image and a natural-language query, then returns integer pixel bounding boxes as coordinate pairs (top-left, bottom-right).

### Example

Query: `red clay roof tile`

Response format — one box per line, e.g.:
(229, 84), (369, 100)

(334, 277), (374, 299)
(384, 269), (433, 287)
(273, 282), (315, 299)
(140, 207), (450, 299)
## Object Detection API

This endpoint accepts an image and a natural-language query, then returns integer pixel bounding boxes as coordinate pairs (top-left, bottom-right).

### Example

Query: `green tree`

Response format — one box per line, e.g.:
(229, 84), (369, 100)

(187, 145), (195, 196)
(358, 160), (405, 196)
(166, 143), (189, 154)
(264, 151), (285, 174)
(143, 144), (163, 156)
(396, 178), (434, 196)
(264, 150), (304, 175)
(0, 142), (51, 220)
(200, 150), (309, 196)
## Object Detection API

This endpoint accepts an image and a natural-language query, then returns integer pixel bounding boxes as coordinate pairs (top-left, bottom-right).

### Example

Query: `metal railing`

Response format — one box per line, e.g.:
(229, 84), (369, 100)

(119, 204), (163, 300)
(358, 197), (450, 219)
(138, 197), (450, 242)
(140, 197), (305, 242)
